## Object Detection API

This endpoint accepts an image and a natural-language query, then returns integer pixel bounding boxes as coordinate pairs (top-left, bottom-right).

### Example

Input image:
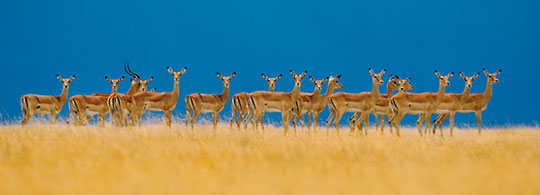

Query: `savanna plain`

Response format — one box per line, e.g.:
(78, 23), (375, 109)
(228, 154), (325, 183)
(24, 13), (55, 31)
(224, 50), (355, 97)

(0, 121), (539, 194)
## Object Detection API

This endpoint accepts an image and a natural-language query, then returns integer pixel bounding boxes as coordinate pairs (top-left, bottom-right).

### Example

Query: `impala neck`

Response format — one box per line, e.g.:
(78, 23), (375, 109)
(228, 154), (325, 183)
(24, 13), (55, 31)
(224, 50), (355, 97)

(323, 83), (336, 97)
(436, 81), (446, 104)
(172, 79), (180, 100)
(483, 80), (493, 99)
(371, 80), (380, 101)
(58, 86), (69, 105)
(461, 85), (471, 102)
(219, 86), (229, 103)
(312, 87), (322, 99)
(269, 86), (275, 92)
(290, 84), (301, 101)
(385, 83), (395, 96)
(126, 83), (140, 95)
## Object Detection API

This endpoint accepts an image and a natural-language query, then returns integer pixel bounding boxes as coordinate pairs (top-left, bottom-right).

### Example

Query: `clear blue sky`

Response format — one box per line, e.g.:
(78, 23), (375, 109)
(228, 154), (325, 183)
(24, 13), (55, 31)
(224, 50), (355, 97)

(1, 0), (538, 126)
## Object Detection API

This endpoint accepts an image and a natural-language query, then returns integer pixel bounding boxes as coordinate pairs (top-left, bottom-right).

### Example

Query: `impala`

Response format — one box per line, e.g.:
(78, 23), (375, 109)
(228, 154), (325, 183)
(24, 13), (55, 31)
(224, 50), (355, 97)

(431, 69), (501, 134)
(247, 70), (307, 135)
(67, 76), (124, 126)
(107, 63), (143, 127)
(130, 67), (187, 127)
(292, 76), (328, 130)
(417, 72), (479, 136)
(349, 75), (414, 134)
(388, 71), (453, 136)
(326, 68), (386, 135)
(230, 73), (282, 129)
(309, 75), (343, 130)
(185, 72), (235, 129)
(21, 74), (75, 126)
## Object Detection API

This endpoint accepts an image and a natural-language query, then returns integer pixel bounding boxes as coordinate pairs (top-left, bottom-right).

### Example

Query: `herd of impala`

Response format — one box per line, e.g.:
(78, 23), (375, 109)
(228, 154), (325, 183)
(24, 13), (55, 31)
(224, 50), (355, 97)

(19, 62), (501, 137)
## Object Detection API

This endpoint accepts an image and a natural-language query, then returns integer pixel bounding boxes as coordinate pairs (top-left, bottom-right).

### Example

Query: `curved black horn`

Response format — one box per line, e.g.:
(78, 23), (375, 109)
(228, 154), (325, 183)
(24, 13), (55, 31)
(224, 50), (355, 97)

(124, 62), (140, 80)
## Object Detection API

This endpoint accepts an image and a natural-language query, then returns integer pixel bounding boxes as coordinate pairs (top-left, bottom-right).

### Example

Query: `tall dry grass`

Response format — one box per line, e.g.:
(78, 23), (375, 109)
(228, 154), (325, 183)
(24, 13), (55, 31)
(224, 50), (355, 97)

(0, 123), (539, 194)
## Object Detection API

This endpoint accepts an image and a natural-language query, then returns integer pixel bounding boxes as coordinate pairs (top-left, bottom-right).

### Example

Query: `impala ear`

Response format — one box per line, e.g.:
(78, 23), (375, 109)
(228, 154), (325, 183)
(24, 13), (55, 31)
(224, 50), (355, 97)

(336, 74), (342, 79)
(369, 68), (374, 75)
(495, 69), (502, 76)
(217, 72), (223, 79)
(302, 71), (307, 77)
(262, 73), (268, 80)
(379, 69), (386, 75)
(230, 72), (236, 78)
(407, 77), (411, 82)
(69, 75), (75, 81)
(167, 67), (174, 74)
(276, 74), (282, 80)
(459, 72), (466, 79)
(290, 70), (295, 76)
(118, 76), (124, 82)
(322, 77), (329, 83)
(472, 72), (479, 80)
(105, 76), (112, 82)
(434, 70), (441, 77)
(394, 75), (401, 80)
(180, 67), (187, 74)
(448, 72), (454, 77)
(309, 76), (315, 83)
(57, 74), (62, 80)
(147, 76), (153, 82)
(483, 68), (488, 76)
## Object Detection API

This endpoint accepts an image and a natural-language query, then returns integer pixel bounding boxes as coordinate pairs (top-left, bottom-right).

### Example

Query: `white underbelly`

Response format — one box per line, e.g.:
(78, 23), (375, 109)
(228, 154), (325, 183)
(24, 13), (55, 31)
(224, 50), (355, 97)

(86, 110), (99, 116)
(148, 108), (163, 111)
(34, 110), (49, 116)
(201, 109), (214, 113)
(434, 109), (450, 114)
(345, 108), (364, 112)
(407, 110), (424, 114)
(263, 108), (281, 112)
(458, 110), (475, 113)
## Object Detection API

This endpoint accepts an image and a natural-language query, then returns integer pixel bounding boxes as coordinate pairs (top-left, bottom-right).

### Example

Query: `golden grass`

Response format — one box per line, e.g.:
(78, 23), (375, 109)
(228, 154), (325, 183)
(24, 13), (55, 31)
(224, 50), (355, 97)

(0, 123), (539, 194)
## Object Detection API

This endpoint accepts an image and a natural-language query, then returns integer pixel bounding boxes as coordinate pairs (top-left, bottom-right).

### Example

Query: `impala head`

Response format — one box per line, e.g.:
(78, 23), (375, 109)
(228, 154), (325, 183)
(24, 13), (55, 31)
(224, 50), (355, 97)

(309, 76), (328, 91)
(105, 76), (124, 92)
(328, 74), (344, 89)
(460, 72), (479, 88)
(139, 76), (153, 91)
(369, 68), (386, 85)
(394, 75), (414, 92)
(435, 70), (454, 86)
(483, 68), (501, 84)
(167, 67), (188, 82)
(290, 70), (307, 87)
(262, 73), (282, 91)
(57, 74), (75, 89)
(388, 75), (401, 90)
(217, 72), (236, 88)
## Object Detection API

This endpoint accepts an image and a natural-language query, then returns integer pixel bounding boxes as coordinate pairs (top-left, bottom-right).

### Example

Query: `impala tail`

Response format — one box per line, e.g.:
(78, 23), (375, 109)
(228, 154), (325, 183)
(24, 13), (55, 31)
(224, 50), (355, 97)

(185, 96), (195, 112)
(20, 96), (28, 116)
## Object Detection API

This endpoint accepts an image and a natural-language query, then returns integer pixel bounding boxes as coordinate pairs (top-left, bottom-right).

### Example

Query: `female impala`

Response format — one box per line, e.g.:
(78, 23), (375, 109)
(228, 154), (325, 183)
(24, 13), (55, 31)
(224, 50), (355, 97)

(418, 72), (479, 136)
(310, 75), (343, 130)
(326, 68), (386, 135)
(431, 69), (501, 134)
(350, 75), (414, 134)
(292, 76), (328, 130)
(130, 67), (187, 127)
(107, 63), (143, 127)
(247, 70), (307, 135)
(67, 76), (124, 126)
(389, 71), (453, 136)
(230, 73), (282, 129)
(185, 72), (235, 129)
(21, 74), (75, 126)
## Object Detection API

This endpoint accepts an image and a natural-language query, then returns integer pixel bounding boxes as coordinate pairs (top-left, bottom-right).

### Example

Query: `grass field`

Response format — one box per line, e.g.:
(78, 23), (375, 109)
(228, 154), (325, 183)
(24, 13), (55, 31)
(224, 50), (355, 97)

(0, 123), (539, 194)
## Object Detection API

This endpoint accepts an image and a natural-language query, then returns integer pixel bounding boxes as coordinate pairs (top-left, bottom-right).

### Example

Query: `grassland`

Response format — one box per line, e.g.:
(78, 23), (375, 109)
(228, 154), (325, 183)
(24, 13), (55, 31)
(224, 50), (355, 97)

(0, 123), (539, 194)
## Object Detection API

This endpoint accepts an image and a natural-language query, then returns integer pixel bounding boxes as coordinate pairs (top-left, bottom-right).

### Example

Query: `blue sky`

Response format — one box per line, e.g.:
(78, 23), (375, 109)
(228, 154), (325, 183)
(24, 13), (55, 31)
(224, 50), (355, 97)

(1, 0), (539, 126)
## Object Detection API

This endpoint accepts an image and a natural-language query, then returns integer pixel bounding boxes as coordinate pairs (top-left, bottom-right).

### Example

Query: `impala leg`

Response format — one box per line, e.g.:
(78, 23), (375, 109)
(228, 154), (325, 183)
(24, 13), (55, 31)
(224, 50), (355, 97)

(260, 112), (265, 130)
(212, 112), (219, 129)
(300, 114), (305, 129)
(394, 112), (406, 137)
(191, 111), (199, 130)
(185, 109), (192, 128)
(282, 112), (289, 136)
(380, 114), (385, 134)
(98, 114), (106, 127)
(349, 113), (359, 131)
(417, 113), (426, 135)
(236, 111), (245, 130)
(425, 112), (432, 136)
(22, 110), (33, 126)
(165, 111), (172, 127)
(230, 107), (237, 128)
(374, 114), (379, 132)
(333, 111), (343, 134)
(292, 114), (299, 131)
(448, 112), (456, 137)
(50, 112), (57, 124)
(475, 111), (482, 134)
(313, 112), (320, 131)
(307, 112), (311, 130)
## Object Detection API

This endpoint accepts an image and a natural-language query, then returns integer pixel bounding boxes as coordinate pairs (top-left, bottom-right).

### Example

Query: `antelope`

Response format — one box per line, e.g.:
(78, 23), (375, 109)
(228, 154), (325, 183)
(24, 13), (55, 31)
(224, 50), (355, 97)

(388, 71), (453, 136)
(247, 70), (307, 135)
(431, 69), (501, 134)
(230, 73), (282, 129)
(349, 75), (414, 134)
(417, 72), (479, 136)
(185, 72), (236, 129)
(107, 63), (143, 127)
(67, 76), (124, 126)
(309, 75), (343, 130)
(326, 68), (386, 135)
(291, 76), (328, 130)
(130, 67), (187, 127)
(21, 74), (75, 126)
